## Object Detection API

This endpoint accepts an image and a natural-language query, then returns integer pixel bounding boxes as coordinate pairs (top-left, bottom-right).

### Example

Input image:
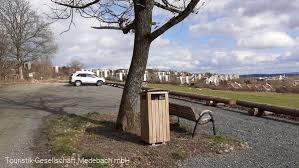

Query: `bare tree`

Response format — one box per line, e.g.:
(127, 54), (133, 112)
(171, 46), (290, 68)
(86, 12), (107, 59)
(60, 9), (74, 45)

(51, 0), (206, 131)
(0, 0), (57, 80)
(68, 59), (84, 71)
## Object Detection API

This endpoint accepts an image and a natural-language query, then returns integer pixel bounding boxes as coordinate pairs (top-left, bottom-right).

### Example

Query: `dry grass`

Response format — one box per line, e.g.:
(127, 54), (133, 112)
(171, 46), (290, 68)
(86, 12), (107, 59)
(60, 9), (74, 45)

(38, 112), (249, 168)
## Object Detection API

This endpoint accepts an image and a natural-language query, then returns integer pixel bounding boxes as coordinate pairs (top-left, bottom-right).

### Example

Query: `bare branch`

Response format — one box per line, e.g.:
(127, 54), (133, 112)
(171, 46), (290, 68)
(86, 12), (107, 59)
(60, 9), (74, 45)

(51, 0), (135, 34)
(91, 26), (122, 30)
(150, 0), (201, 41)
(154, 2), (181, 13)
(92, 20), (135, 34)
(51, 0), (100, 9)
(120, 21), (135, 34)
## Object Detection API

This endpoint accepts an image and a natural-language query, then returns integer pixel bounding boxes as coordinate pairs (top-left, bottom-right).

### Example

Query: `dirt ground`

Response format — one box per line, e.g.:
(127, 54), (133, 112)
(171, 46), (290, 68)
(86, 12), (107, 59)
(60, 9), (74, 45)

(36, 112), (247, 168)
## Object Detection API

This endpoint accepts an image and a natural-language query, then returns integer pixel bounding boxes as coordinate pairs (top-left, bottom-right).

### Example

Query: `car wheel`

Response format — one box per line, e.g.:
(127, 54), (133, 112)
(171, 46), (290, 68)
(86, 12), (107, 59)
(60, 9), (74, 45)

(75, 81), (82, 86)
(96, 80), (103, 86)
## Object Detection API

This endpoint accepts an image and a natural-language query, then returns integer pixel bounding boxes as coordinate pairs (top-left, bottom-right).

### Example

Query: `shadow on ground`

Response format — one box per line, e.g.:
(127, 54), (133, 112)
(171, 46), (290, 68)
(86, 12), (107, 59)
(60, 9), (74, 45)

(0, 96), (146, 145)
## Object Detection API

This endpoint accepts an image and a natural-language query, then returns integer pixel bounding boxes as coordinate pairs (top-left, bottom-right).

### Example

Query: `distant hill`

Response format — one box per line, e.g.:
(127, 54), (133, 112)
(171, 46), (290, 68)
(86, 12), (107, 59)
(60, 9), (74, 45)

(240, 72), (299, 78)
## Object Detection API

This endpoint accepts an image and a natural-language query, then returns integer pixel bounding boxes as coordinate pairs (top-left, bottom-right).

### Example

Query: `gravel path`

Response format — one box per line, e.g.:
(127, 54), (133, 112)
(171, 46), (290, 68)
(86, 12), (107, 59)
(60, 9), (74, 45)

(0, 83), (298, 168)
(171, 99), (299, 168)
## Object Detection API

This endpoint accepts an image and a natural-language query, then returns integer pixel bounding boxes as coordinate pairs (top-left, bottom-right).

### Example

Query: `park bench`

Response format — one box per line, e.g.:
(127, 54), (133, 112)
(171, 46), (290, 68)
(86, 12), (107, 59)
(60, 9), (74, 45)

(169, 103), (216, 137)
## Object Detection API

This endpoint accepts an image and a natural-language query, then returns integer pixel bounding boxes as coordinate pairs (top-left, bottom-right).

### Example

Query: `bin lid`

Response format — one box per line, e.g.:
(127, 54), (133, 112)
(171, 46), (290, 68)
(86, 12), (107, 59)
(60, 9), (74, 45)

(140, 89), (169, 95)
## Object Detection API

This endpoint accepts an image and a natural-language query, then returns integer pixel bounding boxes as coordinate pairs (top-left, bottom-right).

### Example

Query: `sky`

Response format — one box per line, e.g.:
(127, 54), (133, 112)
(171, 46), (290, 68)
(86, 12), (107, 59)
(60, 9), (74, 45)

(30, 0), (299, 74)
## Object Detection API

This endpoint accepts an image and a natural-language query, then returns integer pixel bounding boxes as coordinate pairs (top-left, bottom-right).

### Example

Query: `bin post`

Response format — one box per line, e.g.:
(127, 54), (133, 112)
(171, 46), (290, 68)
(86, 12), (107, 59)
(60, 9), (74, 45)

(140, 90), (170, 144)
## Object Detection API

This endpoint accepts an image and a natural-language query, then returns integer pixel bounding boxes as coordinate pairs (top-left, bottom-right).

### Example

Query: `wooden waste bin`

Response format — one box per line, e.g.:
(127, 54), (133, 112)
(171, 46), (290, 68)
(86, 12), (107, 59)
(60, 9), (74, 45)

(140, 90), (170, 144)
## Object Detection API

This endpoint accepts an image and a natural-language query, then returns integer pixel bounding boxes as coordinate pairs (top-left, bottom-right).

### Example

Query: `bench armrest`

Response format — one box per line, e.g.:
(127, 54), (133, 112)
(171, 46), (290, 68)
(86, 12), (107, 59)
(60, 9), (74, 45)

(197, 109), (214, 124)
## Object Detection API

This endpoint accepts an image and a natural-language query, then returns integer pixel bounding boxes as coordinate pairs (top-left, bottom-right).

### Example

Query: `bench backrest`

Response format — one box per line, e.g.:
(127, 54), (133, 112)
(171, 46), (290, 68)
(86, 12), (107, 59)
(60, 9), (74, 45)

(169, 103), (198, 121)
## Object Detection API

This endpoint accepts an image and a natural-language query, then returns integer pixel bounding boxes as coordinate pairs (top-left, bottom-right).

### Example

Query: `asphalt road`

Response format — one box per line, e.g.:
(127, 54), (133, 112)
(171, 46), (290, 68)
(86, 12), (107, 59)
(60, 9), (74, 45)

(0, 83), (122, 168)
(0, 83), (298, 168)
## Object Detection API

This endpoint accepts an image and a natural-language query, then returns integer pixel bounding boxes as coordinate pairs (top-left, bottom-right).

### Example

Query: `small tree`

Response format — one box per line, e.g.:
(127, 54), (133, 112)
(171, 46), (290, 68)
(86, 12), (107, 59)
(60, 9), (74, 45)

(31, 56), (54, 80)
(52, 0), (206, 131)
(0, 0), (57, 80)
(68, 59), (84, 71)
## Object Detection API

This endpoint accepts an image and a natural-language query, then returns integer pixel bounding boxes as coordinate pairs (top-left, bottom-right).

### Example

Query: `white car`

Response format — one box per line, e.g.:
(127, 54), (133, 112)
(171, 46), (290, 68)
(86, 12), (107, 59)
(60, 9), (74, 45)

(69, 71), (105, 86)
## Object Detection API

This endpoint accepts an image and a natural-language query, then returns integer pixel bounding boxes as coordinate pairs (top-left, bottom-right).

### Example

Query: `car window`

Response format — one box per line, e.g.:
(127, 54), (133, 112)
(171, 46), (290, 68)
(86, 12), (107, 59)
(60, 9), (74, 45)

(77, 74), (87, 77)
(86, 74), (93, 77)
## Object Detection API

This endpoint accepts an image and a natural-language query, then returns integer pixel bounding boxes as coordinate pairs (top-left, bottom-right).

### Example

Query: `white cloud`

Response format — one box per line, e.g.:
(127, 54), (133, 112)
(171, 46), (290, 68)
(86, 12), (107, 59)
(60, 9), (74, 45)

(27, 0), (299, 74)
(233, 50), (278, 63)
(188, 0), (299, 73)
(238, 31), (297, 48)
(190, 12), (292, 38)
(149, 40), (198, 71)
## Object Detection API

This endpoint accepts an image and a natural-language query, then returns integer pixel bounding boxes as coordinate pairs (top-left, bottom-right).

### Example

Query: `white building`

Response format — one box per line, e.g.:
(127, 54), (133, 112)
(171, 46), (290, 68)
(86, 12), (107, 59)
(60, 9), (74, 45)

(54, 66), (59, 73)
(99, 69), (109, 78)
(156, 71), (170, 82)
(144, 71), (148, 81)
(116, 72), (124, 81)
(205, 75), (220, 86)
(178, 76), (191, 84)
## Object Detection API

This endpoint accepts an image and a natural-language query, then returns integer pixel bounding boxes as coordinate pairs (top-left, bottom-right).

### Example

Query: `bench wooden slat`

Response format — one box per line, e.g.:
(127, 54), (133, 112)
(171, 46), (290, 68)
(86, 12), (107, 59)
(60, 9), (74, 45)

(169, 103), (198, 121)
(169, 109), (197, 121)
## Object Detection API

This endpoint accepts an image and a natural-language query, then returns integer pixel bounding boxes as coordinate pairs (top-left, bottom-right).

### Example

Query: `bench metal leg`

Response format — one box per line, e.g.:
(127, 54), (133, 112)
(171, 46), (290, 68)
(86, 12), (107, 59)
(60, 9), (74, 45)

(211, 118), (216, 135)
(177, 116), (180, 124)
(192, 121), (200, 138)
(192, 113), (216, 138)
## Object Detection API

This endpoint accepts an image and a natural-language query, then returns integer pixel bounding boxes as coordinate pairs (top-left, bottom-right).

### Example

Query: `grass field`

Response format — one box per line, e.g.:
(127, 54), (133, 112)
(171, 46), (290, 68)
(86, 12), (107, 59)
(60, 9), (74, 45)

(148, 84), (299, 109)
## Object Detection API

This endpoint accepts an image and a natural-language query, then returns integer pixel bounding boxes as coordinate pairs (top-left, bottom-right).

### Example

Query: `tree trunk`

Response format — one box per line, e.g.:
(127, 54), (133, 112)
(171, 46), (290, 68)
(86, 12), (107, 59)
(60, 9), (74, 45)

(116, 1), (154, 131)
(17, 57), (24, 80)
(17, 48), (24, 80)
(18, 63), (24, 80)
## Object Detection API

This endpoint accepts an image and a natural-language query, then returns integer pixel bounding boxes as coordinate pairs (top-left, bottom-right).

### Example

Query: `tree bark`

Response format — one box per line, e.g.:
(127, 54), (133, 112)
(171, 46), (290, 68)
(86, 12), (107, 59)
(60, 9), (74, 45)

(116, 0), (154, 131)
